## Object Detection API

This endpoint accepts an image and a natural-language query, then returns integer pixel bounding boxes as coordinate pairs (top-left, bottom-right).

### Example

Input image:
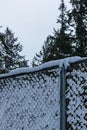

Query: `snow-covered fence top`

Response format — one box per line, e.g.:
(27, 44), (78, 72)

(0, 56), (87, 130)
(0, 56), (82, 79)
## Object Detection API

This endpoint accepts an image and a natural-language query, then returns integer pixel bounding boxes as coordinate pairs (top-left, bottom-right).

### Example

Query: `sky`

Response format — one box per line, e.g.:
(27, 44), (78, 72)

(0, 0), (70, 65)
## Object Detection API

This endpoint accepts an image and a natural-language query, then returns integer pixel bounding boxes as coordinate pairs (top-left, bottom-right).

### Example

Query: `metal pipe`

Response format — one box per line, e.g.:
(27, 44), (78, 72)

(60, 64), (66, 130)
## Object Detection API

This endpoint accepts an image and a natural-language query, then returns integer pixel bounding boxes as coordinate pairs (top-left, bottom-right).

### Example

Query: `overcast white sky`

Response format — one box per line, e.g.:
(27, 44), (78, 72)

(0, 0), (70, 64)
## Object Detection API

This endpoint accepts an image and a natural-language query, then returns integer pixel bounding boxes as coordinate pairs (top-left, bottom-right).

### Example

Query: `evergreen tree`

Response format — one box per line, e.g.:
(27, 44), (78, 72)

(0, 27), (28, 70)
(32, 0), (73, 66)
(42, 35), (56, 62)
(69, 0), (87, 56)
(0, 33), (5, 69)
(0, 32), (10, 69)
(32, 52), (42, 67)
(54, 0), (73, 58)
(32, 35), (55, 67)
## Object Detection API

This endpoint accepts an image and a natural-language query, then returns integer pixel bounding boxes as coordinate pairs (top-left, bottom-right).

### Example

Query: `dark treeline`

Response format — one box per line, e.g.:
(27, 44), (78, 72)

(32, 0), (87, 67)
(0, 0), (87, 70)
(0, 27), (28, 72)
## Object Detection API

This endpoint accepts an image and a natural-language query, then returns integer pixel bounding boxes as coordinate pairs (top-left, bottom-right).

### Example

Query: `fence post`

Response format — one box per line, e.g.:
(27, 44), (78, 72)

(60, 65), (66, 130)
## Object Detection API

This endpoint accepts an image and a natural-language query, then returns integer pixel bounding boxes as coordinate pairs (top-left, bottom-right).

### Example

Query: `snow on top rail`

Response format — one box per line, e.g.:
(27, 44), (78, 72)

(0, 56), (87, 78)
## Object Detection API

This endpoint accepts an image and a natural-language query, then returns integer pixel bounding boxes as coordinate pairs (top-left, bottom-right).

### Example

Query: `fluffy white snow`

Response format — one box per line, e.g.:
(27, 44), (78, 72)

(0, 56), (87, 130)
(66, 62), (87, 129)
(0, 68), (60, 130)
(0, 56), (85, 78)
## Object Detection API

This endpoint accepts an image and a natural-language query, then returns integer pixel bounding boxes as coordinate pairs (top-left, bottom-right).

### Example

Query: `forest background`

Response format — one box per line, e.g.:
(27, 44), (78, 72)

(0, 0), (87, 71)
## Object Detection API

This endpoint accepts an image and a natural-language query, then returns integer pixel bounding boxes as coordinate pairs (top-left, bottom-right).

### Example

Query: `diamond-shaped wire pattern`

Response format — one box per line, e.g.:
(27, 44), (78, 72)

(66, 62), (87, 129)
(0, 68), (60, 130)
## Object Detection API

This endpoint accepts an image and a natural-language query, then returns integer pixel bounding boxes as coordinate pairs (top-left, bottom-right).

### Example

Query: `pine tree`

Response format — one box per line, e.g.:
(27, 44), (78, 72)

(32, 52), (42, 67)
(32, 35), (55, 66)
(54, 0), (73, 58)
(32, 0), (73, 66)
(0, 33), (7, 69)
(42, 35), (56, 62)
(0, 27), (28, 70)
(69, 0), (87, 56)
